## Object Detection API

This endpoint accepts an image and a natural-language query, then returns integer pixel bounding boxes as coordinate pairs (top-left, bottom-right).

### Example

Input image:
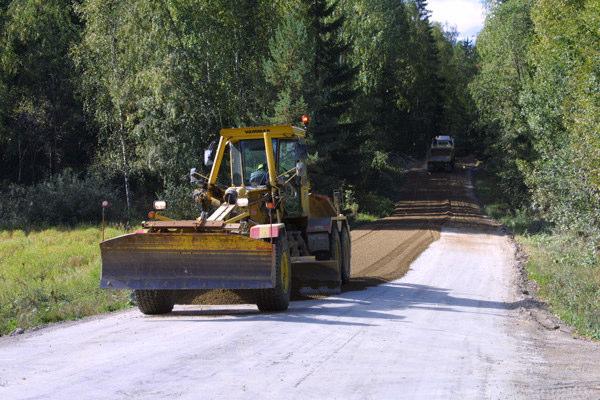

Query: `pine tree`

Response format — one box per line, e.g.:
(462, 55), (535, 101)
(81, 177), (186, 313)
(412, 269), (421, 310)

(264, 5), (314, 124)
(306, 0), (359, 192)
(406, 0), (444, 152)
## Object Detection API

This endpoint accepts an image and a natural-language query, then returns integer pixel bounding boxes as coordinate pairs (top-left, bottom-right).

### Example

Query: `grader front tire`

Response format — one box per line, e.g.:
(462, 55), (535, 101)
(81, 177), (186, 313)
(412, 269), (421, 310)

(135, 290), (175, 315)
(256, 237), (291, 312)
(340, 225), (351, 284)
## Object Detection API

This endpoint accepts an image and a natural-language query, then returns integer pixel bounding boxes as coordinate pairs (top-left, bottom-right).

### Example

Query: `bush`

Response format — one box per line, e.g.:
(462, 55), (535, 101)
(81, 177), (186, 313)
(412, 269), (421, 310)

(156, 182), (201, 220)
(357, 192), (395, 218)
(0, 170), (122, 230)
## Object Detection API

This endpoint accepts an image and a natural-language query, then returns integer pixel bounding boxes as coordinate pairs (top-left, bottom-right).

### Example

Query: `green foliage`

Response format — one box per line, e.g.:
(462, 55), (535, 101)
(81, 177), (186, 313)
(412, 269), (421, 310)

(477, 167), (599, 339)
(1, 0), (476, 226)
(473, 0), (600, 339)
(472, 0), (600, 240)
(305, 0), (361, 193)
(340, 0), (412, 156)
(339, 0), (476, 189)
(475, 168), (548, 235)
(0, 170), (122, 230)
(522, 0), (600, 238)
(356, 192), (395, 218)
(432, 26), (479, 149)
(0, 0), (91, 184)
(264, 4), (313, 124)
(156, 182), (201, 221)
(470, 0), (534, 208)
(0, 227), (131, 336)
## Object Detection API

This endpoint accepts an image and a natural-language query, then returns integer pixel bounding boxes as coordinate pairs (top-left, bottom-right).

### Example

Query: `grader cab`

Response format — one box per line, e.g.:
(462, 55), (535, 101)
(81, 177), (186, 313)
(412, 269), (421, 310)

(100, 125), (351, 313)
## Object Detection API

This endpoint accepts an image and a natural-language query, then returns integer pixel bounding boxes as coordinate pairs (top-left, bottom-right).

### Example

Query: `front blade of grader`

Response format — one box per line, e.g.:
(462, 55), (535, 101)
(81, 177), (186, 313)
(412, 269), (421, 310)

(100, 232), (276, 290)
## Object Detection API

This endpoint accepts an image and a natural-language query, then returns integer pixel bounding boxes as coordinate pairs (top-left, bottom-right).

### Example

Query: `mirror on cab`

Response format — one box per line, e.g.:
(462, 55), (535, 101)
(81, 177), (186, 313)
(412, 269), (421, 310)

(190, 167), (199, 184)
(204, 140), (216, 166)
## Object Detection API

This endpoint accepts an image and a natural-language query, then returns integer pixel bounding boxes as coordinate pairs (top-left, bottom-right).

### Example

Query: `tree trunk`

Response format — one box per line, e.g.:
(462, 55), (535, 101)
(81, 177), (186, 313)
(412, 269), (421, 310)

(119, 129), (132, 223)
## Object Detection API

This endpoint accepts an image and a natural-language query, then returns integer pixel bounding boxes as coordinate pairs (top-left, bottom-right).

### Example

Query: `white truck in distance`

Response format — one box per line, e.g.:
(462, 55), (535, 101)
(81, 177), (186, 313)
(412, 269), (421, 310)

(427, 135), (455, 172)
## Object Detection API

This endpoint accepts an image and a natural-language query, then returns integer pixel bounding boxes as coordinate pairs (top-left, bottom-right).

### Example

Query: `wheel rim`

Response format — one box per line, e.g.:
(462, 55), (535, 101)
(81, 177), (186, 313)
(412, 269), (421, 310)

(281, 252), (290, 293)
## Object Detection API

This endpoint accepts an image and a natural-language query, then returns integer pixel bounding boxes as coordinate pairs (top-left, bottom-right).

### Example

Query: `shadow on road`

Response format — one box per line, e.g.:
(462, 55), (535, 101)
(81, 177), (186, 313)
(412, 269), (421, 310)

(150, 281), (543, 327)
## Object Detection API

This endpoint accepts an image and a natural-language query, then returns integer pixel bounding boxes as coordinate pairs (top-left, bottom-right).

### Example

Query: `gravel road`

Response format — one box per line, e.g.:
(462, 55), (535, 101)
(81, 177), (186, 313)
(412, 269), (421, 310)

(1, 166), (598, 399)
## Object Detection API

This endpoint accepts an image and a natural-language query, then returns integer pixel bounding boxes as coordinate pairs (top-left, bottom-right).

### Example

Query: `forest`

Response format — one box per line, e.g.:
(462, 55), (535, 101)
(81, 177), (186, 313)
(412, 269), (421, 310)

(0, 0), (598, 243)
(472, 0), (599, 243)
(0, 0), (477, 226)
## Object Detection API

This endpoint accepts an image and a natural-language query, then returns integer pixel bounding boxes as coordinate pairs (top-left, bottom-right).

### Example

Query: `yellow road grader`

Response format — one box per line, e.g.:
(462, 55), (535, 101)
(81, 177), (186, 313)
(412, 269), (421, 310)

(100, 125), (351, 314)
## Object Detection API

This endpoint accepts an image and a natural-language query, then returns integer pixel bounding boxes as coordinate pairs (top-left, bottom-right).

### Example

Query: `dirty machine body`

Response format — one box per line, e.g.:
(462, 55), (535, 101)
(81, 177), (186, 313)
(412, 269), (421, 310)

(100, 125), (351, 313)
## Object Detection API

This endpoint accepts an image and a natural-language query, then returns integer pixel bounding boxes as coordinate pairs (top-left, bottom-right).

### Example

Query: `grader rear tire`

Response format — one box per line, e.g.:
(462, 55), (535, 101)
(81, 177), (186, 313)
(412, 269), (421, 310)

(135, 290), (174, 315)
(256, 237), (291, 312)
(329, 227), (343, 290)
(340, 225), (351, 284)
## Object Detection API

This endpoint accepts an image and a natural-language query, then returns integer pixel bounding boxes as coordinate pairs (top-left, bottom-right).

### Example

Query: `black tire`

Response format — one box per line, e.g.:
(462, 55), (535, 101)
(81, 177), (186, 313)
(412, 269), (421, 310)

(134, 290), (174, 315)
(256, 236), (291, 312)
(329, 226), (343, 281)
(340, 224), (351, 284)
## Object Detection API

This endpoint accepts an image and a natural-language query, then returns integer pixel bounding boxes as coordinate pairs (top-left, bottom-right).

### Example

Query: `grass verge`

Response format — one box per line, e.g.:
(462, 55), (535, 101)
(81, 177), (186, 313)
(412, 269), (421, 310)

(350, 212), (380, 227)
(475, 169), (600, 339)
(0, 226), (131, 336)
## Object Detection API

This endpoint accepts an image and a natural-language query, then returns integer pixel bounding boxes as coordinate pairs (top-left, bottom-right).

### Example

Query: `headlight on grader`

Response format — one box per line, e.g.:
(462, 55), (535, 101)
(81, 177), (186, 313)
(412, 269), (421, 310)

(153, 200), (167, 210)
(236, 198), (249, 207)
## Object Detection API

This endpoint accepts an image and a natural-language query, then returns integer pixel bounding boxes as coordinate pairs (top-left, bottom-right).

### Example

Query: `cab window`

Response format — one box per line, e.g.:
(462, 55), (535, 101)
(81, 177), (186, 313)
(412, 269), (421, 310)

(235, 139), (278, 187)
(278, 140), (297, 175)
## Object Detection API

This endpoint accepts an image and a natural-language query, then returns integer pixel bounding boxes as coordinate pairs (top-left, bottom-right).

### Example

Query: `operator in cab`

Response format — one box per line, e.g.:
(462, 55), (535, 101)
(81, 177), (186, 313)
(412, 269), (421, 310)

(250, 163), (268, 186)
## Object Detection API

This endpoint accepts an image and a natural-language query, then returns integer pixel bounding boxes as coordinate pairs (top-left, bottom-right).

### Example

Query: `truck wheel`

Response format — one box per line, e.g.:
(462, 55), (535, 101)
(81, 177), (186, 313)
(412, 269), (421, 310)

(329, 227), (343, 282)
(340, 225), (351, 284)
(257, 237), (291, 312)
(135, 290), (174, 315)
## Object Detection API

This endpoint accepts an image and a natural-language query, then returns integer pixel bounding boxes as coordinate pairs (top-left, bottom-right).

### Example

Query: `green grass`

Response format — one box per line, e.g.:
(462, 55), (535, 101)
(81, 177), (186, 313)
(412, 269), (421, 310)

(475, 169), (600, 339)
(0, 226), (131, 336)
(352, 212), (380, 224)
(521, 234), (600, 339)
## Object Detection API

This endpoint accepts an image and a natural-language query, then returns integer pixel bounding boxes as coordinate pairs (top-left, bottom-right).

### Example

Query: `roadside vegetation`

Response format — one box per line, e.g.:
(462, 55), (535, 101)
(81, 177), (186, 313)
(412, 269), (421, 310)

(476, 170), (600, 340)
(470, 0), (599, 339)
(0, 227), (131, 336)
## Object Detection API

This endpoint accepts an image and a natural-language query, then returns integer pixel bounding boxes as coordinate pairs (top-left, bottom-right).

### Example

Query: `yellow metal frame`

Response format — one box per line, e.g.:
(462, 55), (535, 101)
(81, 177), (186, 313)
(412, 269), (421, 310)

(208, 125), (305, 186)
(208, 136), (227, 186)
(220, 125), (305, 141)
(206, 124), (307, 223)
(224, 211), (250, 224)
(263, 132), (278, 187)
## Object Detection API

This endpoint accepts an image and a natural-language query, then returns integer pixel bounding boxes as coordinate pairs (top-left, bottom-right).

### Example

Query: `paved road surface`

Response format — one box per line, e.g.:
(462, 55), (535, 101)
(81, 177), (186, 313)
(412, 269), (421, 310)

(1, 167), (598, 399)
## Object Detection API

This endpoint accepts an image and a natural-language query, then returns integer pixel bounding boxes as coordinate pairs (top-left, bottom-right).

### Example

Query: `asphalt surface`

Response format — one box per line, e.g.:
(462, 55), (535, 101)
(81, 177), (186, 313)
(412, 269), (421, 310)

(1, 166), (598, 399)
